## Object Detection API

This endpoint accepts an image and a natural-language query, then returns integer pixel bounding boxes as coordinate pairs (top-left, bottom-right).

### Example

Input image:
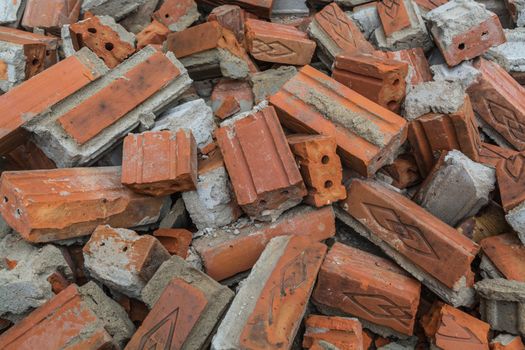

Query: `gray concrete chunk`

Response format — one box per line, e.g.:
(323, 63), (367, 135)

(505, 202), (525, 245)
(81, 0), (147, 21)
(249, 66), (297, 103)
(402, 81), (466, 120)
(0, 0), (26, 25)
(485, 28), (525, 75)
(430, 61), (481, 90)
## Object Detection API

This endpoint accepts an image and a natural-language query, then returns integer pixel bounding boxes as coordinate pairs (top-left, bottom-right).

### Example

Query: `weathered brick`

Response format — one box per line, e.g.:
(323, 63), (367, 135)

(121, 130), (197, 196)
(313, 243), (421, 337)
(377, 0), (413, 37)
(383, 47), (432, 86)
(413, 0), (448, 12)
(481, 233), (525, 282)
(211, 78), (253, 118)
(0, 166), (167, 243)
(22, 0), (80, 30)
(153, 228), (193, 258)
(333, 52), (408, 112)
(467, 58), (525, 151)
(496, 151), (525, 212)
(152, 0), (199, 32)
(192, 205), (335, 281)
(196, 0), (273, 18)
(421, 301), (490, 349)
(83, 225), (170, 298)
(381, 153), (420, 189)
(288, 134), (346, 207)
(338, 179), (479, 306)
(478, 142), (518, 168)
(215, 105), (306, 221)
(136, 20), (169, 50)
(425, 0), (506, 66)
(213, 235), (327, 349)
(303, 315), (364, 350)
(207, 4), (245, 43)
(245, 19), (316, 65)
(269, 65), (408, 177)
(491, 334), (525, 350)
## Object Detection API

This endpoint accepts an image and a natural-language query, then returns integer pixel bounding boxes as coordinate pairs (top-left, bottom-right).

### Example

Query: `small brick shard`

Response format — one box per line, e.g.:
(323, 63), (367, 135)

(153, 228), (193, 258)
(136, 20), (169, 50)
(207, 4), (245, 43)
(152, 0), (199, 32)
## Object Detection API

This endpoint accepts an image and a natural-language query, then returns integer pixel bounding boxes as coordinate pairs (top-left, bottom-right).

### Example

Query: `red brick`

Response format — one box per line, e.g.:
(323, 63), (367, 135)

(481, 233), (525, 282)
(196, 0), (273, 18)
(333, 52), (408, 112)
(491, 335), (525, 350)
(407, 100), (481, 177)
(269, 65), (408, 177)
(245, 19), (316, 65)
(70, 16), (135, 68)
(496, 151), (525, 211)
(136, 20), (170, 50)
(468, 58), (525, 151)
(381, 153), (421, 189)
(153, 228), (193, 258)
(215, 106), (306, 219)
(208, 5), (245, 43)
(0, 284), (115, 350)
(421, 301), (490, 349)
(479, 142), (518, 168)
(215, 95), (241, 119)
(121, 130), (197, 196)
(22, 0), (81, 30)
(381, 47), (432, 86)
(342, 179), (479, 291)
(58, 51), (180, 146)
(288, 134), (346, 207)
(377, 0), (412, 37)
(303, 315), (363, 350)
(152, 0), (198, 31)
(0, 166), (166, 243)
(413, 0), (448, 12)
(211, 78), (253, 118)
(192, 205), (335, 281)
(313, 243), (421, 336)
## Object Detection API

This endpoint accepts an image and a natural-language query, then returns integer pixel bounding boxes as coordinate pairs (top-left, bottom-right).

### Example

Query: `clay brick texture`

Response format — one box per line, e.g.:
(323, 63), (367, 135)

(22, 0), (81, 30)
(496, 151), (525, 212)
(196, 0), (274, 18)
(303, 315), (364, 350)
(481, 233), (525, 282)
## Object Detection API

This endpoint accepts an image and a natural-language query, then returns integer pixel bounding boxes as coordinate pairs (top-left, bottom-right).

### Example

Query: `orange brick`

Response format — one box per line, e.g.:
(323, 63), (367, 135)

(0, 49), (105, 154)
(211, 78), (253, 118)
(421, 302), (490, 349)
(414, 0), (448, 11)
(208, 5), (245, 43)
(381, 153), (421, 189)
(468, 58), (525, 151)
(215, 106), (306, 220)
(382, 47), (432, 86)
(0, 283), (131, 350)
(288, 134), (346, 207)
(70, 15), (135, 68)
(479, 142), (518, 168)
(313, 243), (421, 336)
(121, 130), (197, 196)
(196, 0), (273, 18)
(215, 95), (240, 119)
(407, 99), (481, 177)
(303, 315), (364, 350)
(245, 19), (316, 65)
(153, 228), (193, 258)
(333, 52), (408, 112)
(377, 0), (412, 37)
(496, 151), (525, 211)
(340, 179), (479, 305)
(269, 65), (408, 177)
(481, 233), (525, 282)
(0, 166), (166, 243)
(22, 0), (81, 30)
(136, 20), (170, 50)
(152, 0), (199, 31)
(192, 205), (335, 281)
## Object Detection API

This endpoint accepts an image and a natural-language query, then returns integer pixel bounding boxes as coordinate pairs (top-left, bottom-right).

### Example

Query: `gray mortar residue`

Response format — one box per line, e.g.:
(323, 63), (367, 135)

(402, 81), (466, 120)
(485, 28), (525, 73)
(250, 66), (298, 103)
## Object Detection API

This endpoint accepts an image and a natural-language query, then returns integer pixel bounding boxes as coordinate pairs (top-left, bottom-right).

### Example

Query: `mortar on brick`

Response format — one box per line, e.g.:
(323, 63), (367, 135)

(402, 81), (466, 120)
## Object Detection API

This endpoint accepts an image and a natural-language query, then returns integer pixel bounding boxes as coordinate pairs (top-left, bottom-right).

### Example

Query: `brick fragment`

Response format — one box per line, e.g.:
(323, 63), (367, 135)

(121, 130), (197, 196)
(269, 65), (408, 177)
(475, 278), (525, 336)
(307, 3), (374, 67)
(425, 0), (506, 66)
(250, 65), (297, 103)
(414, 0), (448, 12)
(26, 46), (191, 167)
(496, 151), (525, 212)
(153, 228), (193, 258)
(83, 225), (170, 298)
(382, 47), (432, 86)
(288, 134), (346, 207)
(208, 5), (245, 43)
(0, 166), (167, 243)
(421, 301), (490, 350)
(333, 52), (408, 113)
(22, 0), (80, 30)
(212, 236), (327, 349)
(313, 243), (421, 337)
(0, 282), (134, 350)
(192, 205), (335, 281)
(381, 153), (420, 189)
(337, 179), (479, 306)
(303, 315), (364, 350)
(153, 0), (199, 31)
(491, 334), (525, 350)
(216, 105), (306, 221)
(481, 233), (525, 282)
(136, 20), (169, 50)
(196, 0), (273, 18)
(479, 142), (518, 168)
(211, 78), (253, 118)
(467, 58), (525, 151)
(245, 19), (316, 65)
(140, 256), (234, 349)
(70, 15), (136, 69)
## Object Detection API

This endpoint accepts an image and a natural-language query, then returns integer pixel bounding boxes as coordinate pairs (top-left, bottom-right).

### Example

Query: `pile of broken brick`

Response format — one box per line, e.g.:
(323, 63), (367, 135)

(1, 0), (525, 349)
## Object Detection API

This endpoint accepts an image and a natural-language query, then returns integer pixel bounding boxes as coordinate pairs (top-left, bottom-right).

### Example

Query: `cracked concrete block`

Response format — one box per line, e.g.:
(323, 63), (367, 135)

(349, 5), (381, 40)
(152, 99), (216, 151)
(24, 46), (192, 167)
(485, 28), (525, 82)
(249, 66), (297, 104)
(475, 278), (525, 336)
(83, 225), (171, 299)
(0, 0), (26, 26)
(81, 0), (148, 21)
(431, 61), (481, 90)
(402, 81), (466, 120)
(414, 150), (496, 226)
(0, 234), (73, 322)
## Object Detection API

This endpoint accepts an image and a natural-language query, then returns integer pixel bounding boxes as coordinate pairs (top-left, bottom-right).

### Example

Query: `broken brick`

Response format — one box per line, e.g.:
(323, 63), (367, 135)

(136, 20), (169, 50)
(21, 0), (81, 30)
(379, 47), (433, 86)
(152, 0), (199, 31)
(333, 52), (408, 112)
(490, 334), (525, 350)
(192, 205), (335, 281)
(481, 233), (525, 282)
(208, 4), (245, 43)
(269, 65), (408, 177)
(196, 0), (273, 18)
(496, 151), (525, 212)
(303, 315), (364, 350)
(288, 134), (346, 207)
(211, 78), (253, 118)
(153, 228), (193, 258)
(215, 105), (306, 221)
(381, 153), (421, 189)
(121, 130), (198, 196)
(245, 19), (316, 65)
(0, 166), (167, 243)
(313, 243), (421, 337)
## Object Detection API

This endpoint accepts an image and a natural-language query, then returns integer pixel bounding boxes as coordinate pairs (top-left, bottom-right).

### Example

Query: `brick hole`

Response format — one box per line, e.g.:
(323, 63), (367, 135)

(458, 43), (465, 50)
(100, 242), (105, 246)
(3, 196), (7, 203)
(164, 13), (170, 18)
(260, 199), (267, 206)
(321, 155), (330, 164)
(87, 27), (97, 34)
(32, 58), (39, 65)
(45, 50), (51, 56)
(481, 31), (489, 39)
(393, 79), (400, 86)
(387, 100), (398, 110)
(281, 190), (289, 195)
(122, 246), (128, 252)
(324, 180), (333, 188)
(15, 208), (21, 218)
(105, 42), (114, 51)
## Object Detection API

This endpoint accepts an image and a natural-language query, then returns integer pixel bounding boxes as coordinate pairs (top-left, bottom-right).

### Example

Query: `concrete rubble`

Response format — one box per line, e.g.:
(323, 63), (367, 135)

(0, 0), (523, 348)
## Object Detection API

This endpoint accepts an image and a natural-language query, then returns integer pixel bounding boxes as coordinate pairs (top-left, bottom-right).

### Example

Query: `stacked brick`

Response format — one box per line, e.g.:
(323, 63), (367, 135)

(0, 0), (523, 348)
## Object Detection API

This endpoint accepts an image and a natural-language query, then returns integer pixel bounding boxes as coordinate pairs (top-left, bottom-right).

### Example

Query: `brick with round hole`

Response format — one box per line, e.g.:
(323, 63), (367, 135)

(152, 0), (199, 32)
